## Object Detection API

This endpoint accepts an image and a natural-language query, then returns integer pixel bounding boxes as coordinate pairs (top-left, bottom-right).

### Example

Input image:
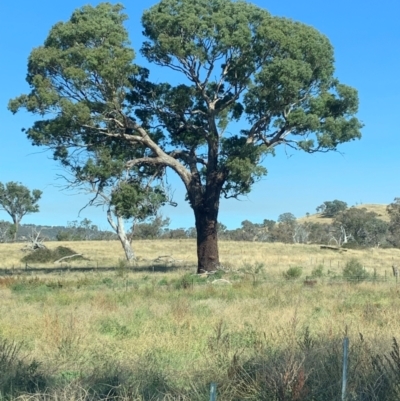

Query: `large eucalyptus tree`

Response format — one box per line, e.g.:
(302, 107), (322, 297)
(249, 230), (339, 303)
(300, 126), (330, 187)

(9, 0), (362, 272)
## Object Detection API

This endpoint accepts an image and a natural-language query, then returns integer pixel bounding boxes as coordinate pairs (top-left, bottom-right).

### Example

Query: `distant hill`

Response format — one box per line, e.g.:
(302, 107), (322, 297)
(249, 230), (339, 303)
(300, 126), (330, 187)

(298, 204), (390, 224)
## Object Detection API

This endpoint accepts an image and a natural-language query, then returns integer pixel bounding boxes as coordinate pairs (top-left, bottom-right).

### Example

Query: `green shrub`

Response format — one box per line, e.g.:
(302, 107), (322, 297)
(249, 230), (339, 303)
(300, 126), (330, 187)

(158, 278), (168, 286)
(311, 264), (324, 278)
(21, 246), (85, 264)
(343, 258), (369, 282)
(98, 318), (130, 338)
(240, 262), (265, 284)
(283, 266), (303, 280)
(102, 277), (113, 286)
(115, 258), (129, 277)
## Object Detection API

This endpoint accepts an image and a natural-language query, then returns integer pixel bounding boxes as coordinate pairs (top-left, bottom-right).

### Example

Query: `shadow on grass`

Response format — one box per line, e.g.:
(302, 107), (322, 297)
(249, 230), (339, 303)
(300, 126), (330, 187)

(0, 263), (196, 276)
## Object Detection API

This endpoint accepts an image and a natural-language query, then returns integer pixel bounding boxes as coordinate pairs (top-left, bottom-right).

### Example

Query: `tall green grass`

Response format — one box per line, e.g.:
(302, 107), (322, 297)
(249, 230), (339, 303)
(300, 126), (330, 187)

(1, 262), (400, 400)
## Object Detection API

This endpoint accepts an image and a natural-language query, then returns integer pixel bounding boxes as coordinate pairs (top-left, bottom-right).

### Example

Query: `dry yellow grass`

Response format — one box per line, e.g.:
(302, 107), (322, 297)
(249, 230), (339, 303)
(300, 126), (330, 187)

(1, 239), (399, 278)
(298, 203), (390, 224)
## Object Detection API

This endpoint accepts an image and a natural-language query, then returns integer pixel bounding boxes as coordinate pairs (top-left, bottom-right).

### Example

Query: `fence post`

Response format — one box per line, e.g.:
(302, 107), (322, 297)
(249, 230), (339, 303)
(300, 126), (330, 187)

(342, 337), (349, 401)
(209, 382), (217, 401)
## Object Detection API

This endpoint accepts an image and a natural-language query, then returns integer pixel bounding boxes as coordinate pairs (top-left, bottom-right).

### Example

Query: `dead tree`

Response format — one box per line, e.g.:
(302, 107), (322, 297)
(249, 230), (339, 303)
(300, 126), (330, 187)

(21, 228), (47, 251)
(293, 224), (310, 244)
(329, 225), (352, 247)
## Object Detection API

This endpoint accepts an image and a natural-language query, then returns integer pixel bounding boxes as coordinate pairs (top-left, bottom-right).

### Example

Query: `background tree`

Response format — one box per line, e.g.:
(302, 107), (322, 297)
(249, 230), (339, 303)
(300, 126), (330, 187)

(316, 200), (348, 218)
(0, 220), (14, 243)
(271, 213), (297, 243)
(0, 182), (42, 241)
(307, 222), (331, 245)
(293, 223), (310, 244)
(9, 1), (362, 272)
(333, 207), (387, 247)
(56, 219), (99, 241)
(73, 164), (170, 261)
(133, 215), (170, 239)
(387, 198), (400, 247)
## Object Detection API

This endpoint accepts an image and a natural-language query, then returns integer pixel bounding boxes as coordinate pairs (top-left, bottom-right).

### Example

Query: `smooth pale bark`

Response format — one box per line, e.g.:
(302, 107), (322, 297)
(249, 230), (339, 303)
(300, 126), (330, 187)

(12, 218), (19, 242)
(107, 208), (135, 262)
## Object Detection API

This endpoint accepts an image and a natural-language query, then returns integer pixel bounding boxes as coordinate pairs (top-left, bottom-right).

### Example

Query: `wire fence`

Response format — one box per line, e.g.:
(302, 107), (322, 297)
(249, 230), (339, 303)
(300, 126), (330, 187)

(206, 336), (391, 401)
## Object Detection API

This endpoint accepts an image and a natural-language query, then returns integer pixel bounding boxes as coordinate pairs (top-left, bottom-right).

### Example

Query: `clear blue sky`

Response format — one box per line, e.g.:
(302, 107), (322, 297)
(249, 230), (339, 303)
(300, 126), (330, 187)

(0, 0), (399, 230)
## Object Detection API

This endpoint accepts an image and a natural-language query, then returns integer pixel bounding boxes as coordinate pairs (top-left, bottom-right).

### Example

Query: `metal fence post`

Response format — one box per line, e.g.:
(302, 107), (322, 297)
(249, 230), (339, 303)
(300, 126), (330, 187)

(209, 382), (217, 401)
(342, 337), (349, 401)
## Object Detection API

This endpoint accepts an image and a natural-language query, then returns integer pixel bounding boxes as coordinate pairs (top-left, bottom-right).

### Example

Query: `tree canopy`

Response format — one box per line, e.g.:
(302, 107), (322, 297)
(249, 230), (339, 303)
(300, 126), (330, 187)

(9, 0), (362, 271)
(316, 200), (348, 217)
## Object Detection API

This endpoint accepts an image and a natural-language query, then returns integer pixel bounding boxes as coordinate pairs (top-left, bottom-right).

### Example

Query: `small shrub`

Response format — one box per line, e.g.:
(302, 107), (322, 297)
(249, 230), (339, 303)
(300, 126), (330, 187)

(175, 274), (193, 290)
(311, 264), (324, 278)
(283, 266), (303, 280)
(343, 258), (369, 282)
(241, 262), (265, 285)
(98, 318), (130, 338)
(21, 246), (84, 264)
(158, 278), (168, 286)
(115, 258), (129, 277)
(102, 277), (113, 286)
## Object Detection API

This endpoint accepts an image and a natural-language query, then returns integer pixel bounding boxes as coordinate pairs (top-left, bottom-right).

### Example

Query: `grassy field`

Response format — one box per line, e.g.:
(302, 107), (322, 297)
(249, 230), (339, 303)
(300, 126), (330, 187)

(1, 240), (400, 400)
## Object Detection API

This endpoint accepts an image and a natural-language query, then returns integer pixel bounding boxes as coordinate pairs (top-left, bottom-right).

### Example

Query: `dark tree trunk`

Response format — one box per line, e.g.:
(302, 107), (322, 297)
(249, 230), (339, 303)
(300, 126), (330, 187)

(194, 208), (219, 273)
(192, 185), (221, 273)
(183, 133), (224, 273)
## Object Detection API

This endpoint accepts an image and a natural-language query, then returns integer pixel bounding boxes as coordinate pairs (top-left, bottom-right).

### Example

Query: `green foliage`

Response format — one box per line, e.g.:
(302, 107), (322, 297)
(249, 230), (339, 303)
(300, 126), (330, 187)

(111, 182), (167, 221)
(240, 261), (266, 284)
(98, 317), (130, 338)
(334, 207), (388, 246)
(115, 258), (130, 277)
(21, 246), (84, 264)
(316, 199), (348, 217)
(387, 198), (400, 247)
(283, 266), (303, 280)
(133, 215), (170, 239)
(9, 0), (362, 271)
(278, 212), (297, 225)
(56, 218), (99, 241)
(342, 258), (369, 282)
(10, 0), (362, 189)
(271, 213), (298, 244)
(311, 264), (324, 278)
(174, 274), (194, 290)
(0, 182), (42, 240)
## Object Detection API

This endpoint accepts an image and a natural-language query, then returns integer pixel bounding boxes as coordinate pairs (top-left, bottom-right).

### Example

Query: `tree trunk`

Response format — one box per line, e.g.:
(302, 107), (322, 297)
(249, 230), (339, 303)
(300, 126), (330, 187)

(118, 230), (135, 261)
(107, 208), (135, 262)
(12, 218), (19, 242)
(193, 193), (220, 274)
